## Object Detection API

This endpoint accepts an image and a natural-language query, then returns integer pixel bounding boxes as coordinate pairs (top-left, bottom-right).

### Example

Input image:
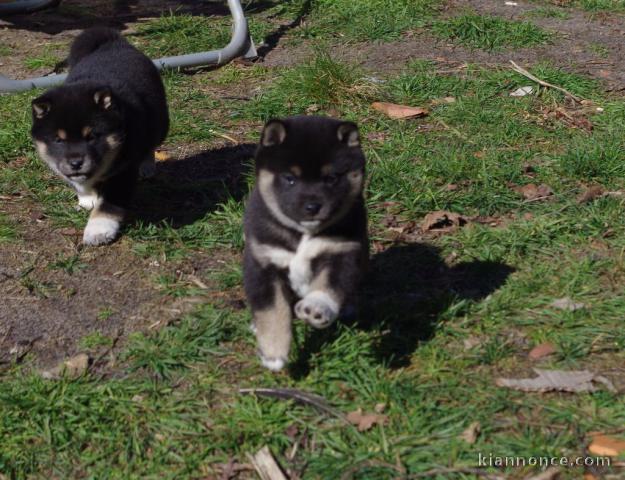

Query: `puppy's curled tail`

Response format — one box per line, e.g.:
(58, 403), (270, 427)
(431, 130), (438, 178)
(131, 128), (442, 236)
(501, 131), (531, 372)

(68, 27), (124, 68)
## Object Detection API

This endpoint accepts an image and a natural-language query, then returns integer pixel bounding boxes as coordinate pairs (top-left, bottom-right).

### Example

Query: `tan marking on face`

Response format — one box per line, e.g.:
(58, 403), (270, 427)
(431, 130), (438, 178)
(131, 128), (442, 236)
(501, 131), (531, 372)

(257, 169), (305, 232)
(290, 165), (302, 176)
(82, 126), (93, 138)
(105, 134), (121, 149)
(57, 129), (67, 140)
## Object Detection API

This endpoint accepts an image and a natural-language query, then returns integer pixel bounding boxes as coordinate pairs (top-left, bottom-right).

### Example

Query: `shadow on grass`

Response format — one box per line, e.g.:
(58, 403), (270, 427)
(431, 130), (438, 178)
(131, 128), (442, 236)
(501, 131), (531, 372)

(290, 243), (514, 377)
(256, 0), (313, 58)
(131, 143), (254, 228)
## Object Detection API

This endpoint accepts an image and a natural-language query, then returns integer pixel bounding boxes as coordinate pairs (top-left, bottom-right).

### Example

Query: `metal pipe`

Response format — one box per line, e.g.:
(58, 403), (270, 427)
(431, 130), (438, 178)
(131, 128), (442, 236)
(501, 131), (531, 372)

(0, 0), (60, 15)
(0, 0), (253, 93)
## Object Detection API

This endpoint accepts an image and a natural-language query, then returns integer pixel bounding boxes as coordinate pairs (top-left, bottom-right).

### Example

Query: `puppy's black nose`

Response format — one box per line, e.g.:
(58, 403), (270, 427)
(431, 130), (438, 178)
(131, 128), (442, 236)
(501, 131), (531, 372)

(69, 158), (84, 170)
(305, 202), (322, 215)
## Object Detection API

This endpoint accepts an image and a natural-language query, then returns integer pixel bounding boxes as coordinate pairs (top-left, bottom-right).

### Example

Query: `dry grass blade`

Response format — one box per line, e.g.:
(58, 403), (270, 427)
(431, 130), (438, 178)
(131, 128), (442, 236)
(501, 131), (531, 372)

(510, 60), (582, 103)
(239, 388), (345, 419)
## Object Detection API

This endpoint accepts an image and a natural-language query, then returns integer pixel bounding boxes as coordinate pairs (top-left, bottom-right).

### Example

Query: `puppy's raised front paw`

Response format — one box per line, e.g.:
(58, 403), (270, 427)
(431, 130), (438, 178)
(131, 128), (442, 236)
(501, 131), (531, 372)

(83, 217), (120, 246)
(295, 291), (339, 329)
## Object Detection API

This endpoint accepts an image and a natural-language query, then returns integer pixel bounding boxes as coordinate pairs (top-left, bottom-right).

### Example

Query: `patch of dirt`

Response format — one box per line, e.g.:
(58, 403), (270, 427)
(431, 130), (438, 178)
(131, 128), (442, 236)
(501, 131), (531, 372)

(0, 195), (237, 368)
(263, 0), (625, 90)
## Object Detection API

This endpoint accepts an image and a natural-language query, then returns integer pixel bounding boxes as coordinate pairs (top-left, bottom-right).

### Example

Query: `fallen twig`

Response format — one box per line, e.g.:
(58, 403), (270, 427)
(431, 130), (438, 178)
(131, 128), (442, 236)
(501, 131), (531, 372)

(239, 387), (345, 420)
(510, 60), (582, 103)
(247, 446), (288, 480)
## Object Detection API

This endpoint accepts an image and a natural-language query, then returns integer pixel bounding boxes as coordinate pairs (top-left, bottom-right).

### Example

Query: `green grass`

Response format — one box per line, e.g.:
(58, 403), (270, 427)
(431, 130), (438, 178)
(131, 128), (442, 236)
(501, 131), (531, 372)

(2, 3), (625, 479)
(0, 214), (17, 242)
(22, 45), (63, 71)
(577, 0), (625, 11)
(433, 14), (553, 50)
(242, 50), (379, 120)
(301, 0), (442, 41)
(527, 6), (571, 19)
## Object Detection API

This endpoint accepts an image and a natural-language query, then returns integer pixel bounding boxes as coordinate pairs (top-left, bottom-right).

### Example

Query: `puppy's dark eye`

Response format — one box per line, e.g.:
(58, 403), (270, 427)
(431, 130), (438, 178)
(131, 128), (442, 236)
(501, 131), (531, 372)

(54, 136), (65, 144)
(323, 174), (340, 186)
(282, 173), (297, 186)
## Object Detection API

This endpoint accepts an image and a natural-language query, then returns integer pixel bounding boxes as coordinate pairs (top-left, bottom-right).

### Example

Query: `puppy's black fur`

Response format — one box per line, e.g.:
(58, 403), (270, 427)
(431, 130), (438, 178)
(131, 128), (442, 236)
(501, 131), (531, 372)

(243, 116), (368, 371)
(31, 27), (168, 245)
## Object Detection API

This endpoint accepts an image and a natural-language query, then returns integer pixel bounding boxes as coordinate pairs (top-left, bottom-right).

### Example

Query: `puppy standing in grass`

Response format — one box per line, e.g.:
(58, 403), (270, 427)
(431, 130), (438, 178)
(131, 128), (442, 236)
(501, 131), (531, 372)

(244, 116), (369, 371)
(31, 27), (169, 245)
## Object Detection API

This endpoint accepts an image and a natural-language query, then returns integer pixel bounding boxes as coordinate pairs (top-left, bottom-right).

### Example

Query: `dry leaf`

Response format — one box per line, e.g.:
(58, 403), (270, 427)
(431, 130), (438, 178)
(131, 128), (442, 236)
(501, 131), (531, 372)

(551, 297), (585, 311)
(374, 402), (387, 413)
(41, 353), (90, 380)
(421, 210), (468, 232)
(371, 102), (429, 119)
(577, 186), (604, 204)
(496, 368), (615, 393)
(431, 96), (456, 106)
(516, 183), (554, 201)
(528, 342), (556, 360)
(154, 150), (171, 162)
(459, 421), (480, 444)
(346, 408), (389, 432)
(588, 435), (625, 457)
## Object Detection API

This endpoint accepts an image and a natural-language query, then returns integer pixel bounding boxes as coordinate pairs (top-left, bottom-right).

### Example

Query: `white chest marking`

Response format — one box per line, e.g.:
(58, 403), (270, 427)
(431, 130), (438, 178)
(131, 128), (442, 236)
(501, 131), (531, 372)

(250, 236), (360, 298)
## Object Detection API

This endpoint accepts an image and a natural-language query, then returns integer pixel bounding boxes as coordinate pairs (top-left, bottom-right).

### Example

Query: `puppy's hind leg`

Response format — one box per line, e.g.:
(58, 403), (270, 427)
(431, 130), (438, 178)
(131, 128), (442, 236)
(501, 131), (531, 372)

(139, 150), (156, 179)
(253, 281), (293, 372)
(83, 202), (124, 246)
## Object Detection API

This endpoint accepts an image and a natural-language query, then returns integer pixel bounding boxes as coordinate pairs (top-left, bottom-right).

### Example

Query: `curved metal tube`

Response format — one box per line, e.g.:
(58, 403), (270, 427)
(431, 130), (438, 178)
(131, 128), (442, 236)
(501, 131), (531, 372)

(0, 0), (252, 93)
(0, 0), (60, 15)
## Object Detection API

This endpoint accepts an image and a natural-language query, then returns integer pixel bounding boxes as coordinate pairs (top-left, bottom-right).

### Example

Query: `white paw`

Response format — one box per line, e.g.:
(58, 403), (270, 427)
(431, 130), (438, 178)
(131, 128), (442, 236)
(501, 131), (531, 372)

(77, 193), (100, 210)
(139, 156), (156, 178)
(83, 217), (120, 246)
(295, 291), (339, 329)
(260, 354), (286, 372)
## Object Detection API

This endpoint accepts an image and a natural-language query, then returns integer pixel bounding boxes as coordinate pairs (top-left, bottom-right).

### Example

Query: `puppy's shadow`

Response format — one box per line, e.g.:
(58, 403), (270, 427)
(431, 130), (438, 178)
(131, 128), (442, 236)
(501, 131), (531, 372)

(290, 243), (514, 377)
(132, 143), (254, 227)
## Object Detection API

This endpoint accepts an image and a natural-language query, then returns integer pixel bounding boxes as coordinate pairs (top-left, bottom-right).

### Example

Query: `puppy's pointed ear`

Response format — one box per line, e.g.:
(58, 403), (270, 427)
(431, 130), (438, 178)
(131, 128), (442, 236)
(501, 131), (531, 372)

(32, 98), (51, 119)
(93, 88), (113, 110)
(337, 122), (360, 147)
(261, 119), (287, 147)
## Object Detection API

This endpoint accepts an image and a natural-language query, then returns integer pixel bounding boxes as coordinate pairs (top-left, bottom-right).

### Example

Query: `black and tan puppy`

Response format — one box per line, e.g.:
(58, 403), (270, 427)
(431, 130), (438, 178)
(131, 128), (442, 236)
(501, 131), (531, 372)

(243, 116), (368, 371)
(31, 27), (168, 245)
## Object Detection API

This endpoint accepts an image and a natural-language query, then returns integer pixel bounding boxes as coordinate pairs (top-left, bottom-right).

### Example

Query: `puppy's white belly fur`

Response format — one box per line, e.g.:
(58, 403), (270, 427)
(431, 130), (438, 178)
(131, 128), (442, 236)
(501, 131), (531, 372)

(250, 235), (360, 297)
(83, 217), (120, 246)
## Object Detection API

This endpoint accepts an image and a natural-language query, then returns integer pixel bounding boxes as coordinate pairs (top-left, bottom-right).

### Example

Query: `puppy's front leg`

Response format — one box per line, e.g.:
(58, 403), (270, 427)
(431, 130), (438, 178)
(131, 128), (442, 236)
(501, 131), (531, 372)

(253, 280), (293, 371)
(82, 202), (124, 246)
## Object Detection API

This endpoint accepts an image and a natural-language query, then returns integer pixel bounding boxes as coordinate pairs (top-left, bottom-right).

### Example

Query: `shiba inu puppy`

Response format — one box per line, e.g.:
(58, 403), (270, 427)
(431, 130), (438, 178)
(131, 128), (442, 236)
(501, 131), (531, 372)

(31, 27), (168, 245)
(243, 116), (368, 371)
